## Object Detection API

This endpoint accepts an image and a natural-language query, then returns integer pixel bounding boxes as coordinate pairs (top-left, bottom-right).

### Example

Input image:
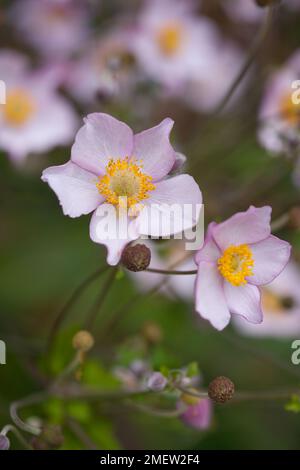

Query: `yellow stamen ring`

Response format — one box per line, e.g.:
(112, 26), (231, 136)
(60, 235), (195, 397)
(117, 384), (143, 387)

(218, 244), (254, 287)
(96, 157), (155, 208)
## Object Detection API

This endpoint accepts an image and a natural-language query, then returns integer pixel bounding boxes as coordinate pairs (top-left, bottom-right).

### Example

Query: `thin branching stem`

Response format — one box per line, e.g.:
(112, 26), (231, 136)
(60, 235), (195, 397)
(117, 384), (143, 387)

(46, 265), (109, 351)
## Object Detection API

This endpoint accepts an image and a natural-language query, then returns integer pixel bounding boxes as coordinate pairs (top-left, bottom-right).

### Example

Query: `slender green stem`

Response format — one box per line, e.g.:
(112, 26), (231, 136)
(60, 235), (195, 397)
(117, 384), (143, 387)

(46, 265), (108, 351)
(1, 425), (33, 450)
(178, 386), (300, 403)
(212, 6), (274, 116)
(126, 401), (187, 418)
(10, 392), (48, 436)
(145, 267), (197, 275)
(84, 267), (118, 330)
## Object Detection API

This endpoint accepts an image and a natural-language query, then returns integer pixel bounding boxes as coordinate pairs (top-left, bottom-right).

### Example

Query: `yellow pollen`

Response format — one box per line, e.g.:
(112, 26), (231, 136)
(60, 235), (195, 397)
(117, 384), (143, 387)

(157, 23), (182, 56)
(280, 92), (300, 126)
(96, 157), (155, 208)
(4, 89), (36, 126)
(218, 244), (254, 287)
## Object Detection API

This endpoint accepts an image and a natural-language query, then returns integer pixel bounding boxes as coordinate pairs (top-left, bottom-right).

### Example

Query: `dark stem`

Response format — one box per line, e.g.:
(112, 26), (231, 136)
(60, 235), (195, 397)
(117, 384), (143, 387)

(145, 267), (197, 275)
(84, 267), (118, 330)
(46, 265), (109, 352)
(212, 6), (274, 116)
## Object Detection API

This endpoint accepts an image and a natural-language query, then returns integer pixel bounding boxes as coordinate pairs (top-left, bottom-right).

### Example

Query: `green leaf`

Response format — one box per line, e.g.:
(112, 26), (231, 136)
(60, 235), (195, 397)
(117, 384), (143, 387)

(186, 361), (199, 378)
(285, 394), (300, 413)
(81, 360), (120, 389)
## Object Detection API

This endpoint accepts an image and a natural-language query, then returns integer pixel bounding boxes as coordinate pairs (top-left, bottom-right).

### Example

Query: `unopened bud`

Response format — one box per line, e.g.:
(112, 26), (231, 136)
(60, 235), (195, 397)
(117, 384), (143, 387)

(0, 434), (10, 450)
(147, 372), (168, 391)
(208, 376), (235, 404)
(142, 321), (163, 344)
(72, 330), (94, 352)
(121, 244), (151, 272)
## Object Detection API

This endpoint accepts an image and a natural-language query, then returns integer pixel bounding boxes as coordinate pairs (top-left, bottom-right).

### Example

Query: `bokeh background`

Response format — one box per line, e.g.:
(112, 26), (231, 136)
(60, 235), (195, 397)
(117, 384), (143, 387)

(1, 0), (300, 450)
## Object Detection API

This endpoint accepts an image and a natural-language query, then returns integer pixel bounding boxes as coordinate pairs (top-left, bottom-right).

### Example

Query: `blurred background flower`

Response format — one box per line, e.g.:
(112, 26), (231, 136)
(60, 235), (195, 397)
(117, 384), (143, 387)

(1, 0), (300, 451)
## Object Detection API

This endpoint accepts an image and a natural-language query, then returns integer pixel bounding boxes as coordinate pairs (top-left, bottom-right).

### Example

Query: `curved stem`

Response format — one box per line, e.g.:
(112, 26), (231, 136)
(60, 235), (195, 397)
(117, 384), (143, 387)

(84, 267), (118, 330)
(145, 267), (197, 275)
(46, 265), (109, 351)
(10, 392), (48, 436)
(127, 401), (187, 418)
(212, 6), (274, 115)
(1, 425), (33, 450)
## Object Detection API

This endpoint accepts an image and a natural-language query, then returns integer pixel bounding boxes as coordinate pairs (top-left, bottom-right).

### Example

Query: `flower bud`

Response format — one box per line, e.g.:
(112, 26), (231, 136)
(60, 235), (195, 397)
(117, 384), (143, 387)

(72, 330), (94, 352)
(142, 321), (163, 344)
(180, 398), (212, 430)
(0, 434), (10, 450)
(121, 244), (151, 272)
(208, 376), (235, 404)
(147, 372), (168, 391)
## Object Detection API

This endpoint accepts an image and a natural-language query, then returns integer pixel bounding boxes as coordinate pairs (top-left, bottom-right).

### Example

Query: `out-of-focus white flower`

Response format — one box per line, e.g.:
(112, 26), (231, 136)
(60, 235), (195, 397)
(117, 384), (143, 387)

(147, 372), (168, 391)
(0, 51), (78, 163)
(11, 0), (90, 58)
(183, 39), (245, 113)
(133, 0), (215, 90)
(69, 28), (137, 104)
(223, 0), (264, 24)
(234, 261), (300, 338)
(258, 50), (300, 162)
(223, 0), (300, 24)
(133, 0), (245, 113)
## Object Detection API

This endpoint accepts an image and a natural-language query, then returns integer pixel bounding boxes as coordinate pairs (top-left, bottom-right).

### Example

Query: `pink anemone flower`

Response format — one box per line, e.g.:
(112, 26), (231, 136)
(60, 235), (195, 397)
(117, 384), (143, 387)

(195, 206), (291, 331)
(42, 113), (202, 265)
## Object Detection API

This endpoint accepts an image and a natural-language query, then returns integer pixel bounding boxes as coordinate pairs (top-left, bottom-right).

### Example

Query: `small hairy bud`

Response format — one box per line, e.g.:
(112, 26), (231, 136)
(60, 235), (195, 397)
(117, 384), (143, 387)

(142, 321), (163, 344)
(147, 372), (168, 391)
(180, 389), (201, 406)
(72, 330), (94, 352)
(255, 0), (279, 7)
(208, 376), (235, 404)
(0, 434), (10, 450)
(121, 244), (151, 272)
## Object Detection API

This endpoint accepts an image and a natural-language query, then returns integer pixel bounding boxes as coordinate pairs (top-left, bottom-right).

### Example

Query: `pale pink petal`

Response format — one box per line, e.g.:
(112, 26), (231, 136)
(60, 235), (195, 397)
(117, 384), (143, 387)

(136, 174), (202, 237)
(195, 261), (231, 330)
(224, 282), (263, 324)
(42, 161), (104, 218)
(247, 235), (291, 286)
(180, 398), (212, 430)
(132, 118), (176, 181)
(89, 204), (139, 265)
(71, 113), (133, 175)
(195, 222), (220, 264)
(213, 206), (272, 250)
